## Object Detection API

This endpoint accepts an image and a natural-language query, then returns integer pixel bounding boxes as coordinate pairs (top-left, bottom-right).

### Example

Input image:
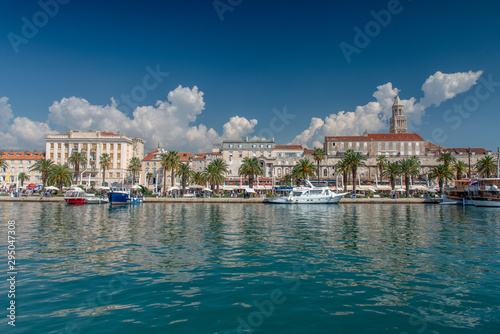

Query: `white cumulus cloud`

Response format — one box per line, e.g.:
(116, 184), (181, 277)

(1, 86), (258, 153)
(292, 70), (483, 148)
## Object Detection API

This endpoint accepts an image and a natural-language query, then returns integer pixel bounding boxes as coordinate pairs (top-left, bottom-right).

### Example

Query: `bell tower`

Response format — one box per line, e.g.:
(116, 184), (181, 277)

(390, 95), (407, 133)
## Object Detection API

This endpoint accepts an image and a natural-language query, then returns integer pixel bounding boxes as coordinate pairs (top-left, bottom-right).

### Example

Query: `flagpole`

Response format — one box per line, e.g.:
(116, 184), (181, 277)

(497, 146), (499, 178)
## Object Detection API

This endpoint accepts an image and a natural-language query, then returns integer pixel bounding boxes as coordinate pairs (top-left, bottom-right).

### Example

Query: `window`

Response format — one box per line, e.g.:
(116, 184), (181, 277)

(408, 151), (412, 156)
(153, 162), (157, 167)
(260, 144), (264, 148)
(348, 142), (352, 147)
(364, 142), (367, 147)
(252, 144), (256, 148)
(267, 144), (272, 148)
(332, 143), (336, 147)
(229, 144), (233, 148)
(356, 142), (359, 147)
(239, 152), (242, 158)
(377, 143), (381, 147)
(117, 144), (121, 150)
(415, 142), (419, 147)
(238, 144), (242, 148)
(146, 162), (149, 166)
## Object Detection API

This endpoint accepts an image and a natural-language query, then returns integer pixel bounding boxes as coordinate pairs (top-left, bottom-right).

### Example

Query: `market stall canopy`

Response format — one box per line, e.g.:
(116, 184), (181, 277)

(245, 188), (256, 193)
(188, 185), (204, 189)
(202, 188), (212, 192)
(45, 186), (59, 191)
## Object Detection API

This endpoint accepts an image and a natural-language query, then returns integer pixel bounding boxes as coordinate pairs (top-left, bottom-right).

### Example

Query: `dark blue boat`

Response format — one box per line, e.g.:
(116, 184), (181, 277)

(107, 186), (143, 205)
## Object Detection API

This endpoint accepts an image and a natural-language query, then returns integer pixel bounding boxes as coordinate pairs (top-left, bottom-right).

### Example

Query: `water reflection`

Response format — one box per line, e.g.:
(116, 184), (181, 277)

(0, 202), (499, 333)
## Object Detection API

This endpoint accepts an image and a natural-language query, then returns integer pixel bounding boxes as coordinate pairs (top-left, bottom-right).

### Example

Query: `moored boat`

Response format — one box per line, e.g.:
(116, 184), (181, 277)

(469, 178), (500, 207)
(107, 186), (143, 205)
(266, 180), (347, 204)
(64, 189), (87, 205)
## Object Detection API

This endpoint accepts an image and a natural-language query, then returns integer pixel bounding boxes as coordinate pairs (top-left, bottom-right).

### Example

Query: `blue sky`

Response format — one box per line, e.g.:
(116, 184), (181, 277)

(1, 0), (499, 152)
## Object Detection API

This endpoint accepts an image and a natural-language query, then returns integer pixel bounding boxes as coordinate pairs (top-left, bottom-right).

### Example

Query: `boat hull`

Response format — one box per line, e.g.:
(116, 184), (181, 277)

(107, 191), (143, 205)
(470, 198), (500, 207)
(266, 194), (344, 204)
(65, 198), (87, 205)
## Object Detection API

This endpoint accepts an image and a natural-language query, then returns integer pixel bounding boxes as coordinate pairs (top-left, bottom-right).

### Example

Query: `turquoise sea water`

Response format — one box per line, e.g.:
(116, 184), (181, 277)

(1, 202), (499, 334)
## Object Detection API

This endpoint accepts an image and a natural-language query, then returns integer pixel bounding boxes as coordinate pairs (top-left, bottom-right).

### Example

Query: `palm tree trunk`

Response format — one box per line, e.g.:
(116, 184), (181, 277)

(391, 176), (395, 191)
(102, 168), (106, 186)
(343, 172), (347, 192)
(171, 169), (175, 187)
(317, 161), (320, 184)
(163, 170), (167, 194)
(405, 175), (410, 197)
(182, 178), (186, 195)
(352, 168), (357, 194)
(249, 174), (254, 188)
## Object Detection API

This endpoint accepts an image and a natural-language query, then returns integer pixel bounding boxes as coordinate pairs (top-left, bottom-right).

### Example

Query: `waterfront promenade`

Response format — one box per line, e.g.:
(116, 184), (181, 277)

(0, 196), (442, 204)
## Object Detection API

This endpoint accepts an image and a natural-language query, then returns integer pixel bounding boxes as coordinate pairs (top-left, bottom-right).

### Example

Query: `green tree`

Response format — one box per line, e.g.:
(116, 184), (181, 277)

(292, 159), (316, 182)
(128, 157), (142, 185)
(0, 158), (8, 170)
(451, 160), (468, 180)
(376, 155), (388, 183)
(312, 148), (326, 184)
(47, 164), (72, 195)
(146, 172), (153, 186)
(429, 164), (454, 195)
(398, 157), (420, 196)
(67, 152), (87, 185)
(29, 159), (54, 190)
(99, 153), (112, 187)
(334, 159), (350, 192)
(475, 156), (498, 178)
(382, 162), (401, 191)
(18, 172), (29, 187)
(344, 149), (367, 194)
(238, 157), (263, 189)
(203, 158), (228, 193)
(437, 152), (456, 168)
(191, 171), (206, 186)
(161, 151), (181, 190)
(176, 163), (193, 195)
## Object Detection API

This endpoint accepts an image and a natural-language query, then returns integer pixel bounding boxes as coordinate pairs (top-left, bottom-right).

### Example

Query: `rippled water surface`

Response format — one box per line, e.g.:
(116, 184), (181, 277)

(1, 202), (499, 333)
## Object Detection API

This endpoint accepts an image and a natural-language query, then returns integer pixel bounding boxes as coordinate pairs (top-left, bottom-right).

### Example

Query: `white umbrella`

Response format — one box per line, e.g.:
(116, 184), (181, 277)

(46, 186), (59, 191)
(245, 188), (256, 193)
(425, 188), (437, 193)
(131, 185), (141, 189)
(202, 188), (212, 192)
(188, 185), (204, 189)
(368, 187), (376, 192)
(396, 188), (405, 192)
(167, 186), (180, 191)
(96, 186), (110, 190)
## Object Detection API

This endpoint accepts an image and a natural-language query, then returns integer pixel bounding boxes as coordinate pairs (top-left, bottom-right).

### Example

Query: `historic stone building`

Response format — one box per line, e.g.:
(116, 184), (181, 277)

(390, 95), (407, 134)
(0, 151), (45, 186)
(45, 130), (145, 187)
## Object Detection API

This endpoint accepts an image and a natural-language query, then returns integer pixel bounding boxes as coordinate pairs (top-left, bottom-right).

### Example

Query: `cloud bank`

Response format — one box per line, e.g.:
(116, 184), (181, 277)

(291, 70), (483, 148)
(1, 86), (258, 153)
(0, 70), (483, 152)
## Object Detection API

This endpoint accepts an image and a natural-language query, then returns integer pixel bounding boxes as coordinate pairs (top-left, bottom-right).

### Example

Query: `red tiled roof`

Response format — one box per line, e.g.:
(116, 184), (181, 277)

(325, 133), (424, 142)
(0, 152), (45, 160)
(443, 147), (491, 155)
(303, 149), (314, 155)
(275, 145), (303, 150)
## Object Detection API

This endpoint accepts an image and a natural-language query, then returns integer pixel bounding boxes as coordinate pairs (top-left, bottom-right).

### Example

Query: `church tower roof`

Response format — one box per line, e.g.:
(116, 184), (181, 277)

(393, 95), (403, 107)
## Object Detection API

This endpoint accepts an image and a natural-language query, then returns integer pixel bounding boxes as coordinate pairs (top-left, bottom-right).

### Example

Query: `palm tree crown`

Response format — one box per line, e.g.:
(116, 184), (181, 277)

(429, 164), (454, 194)
(29, 159), (54, 189)
(312, 148), (326, 183)
(176, 163), (193, 195)
(292, 159), (317, 182)
(67, 152), (87, 185)
(238, 157), (263, 189)
(398, 157), (420, 196)
(161, 151), (181, 190)
(376, 155), (388, 183)
(18, 172), (29, 187)
(0, 158), (8, 170)
(47, 164), (72, 194)
(382, 162), (401, 191)
(203, 158), (228, 193)
(344, 149), (367, 194)
(99, 153), (112, 186)
(475, 156), (498, 178)
(451, 160), (468, 180)
(128, 157), (142, 185)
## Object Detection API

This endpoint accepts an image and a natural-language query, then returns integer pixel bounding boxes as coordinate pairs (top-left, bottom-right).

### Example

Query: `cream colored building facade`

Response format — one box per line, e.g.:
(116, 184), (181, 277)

(45, 130), (145, 186)
(0, 151), (45, 186)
